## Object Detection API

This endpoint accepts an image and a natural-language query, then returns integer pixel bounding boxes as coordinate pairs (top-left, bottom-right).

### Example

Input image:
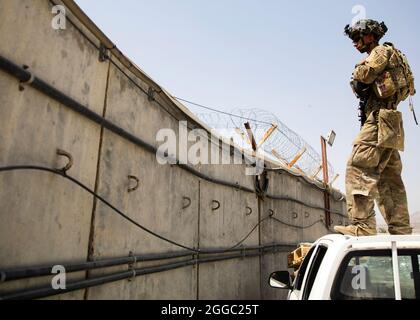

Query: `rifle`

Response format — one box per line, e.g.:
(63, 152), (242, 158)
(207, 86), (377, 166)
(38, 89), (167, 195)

(350, 80), (371, 127)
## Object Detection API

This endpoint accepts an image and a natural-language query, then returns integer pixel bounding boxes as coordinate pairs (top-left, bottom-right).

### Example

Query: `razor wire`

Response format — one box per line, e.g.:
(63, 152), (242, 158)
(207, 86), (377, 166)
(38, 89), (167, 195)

(177, 102), (335, 180)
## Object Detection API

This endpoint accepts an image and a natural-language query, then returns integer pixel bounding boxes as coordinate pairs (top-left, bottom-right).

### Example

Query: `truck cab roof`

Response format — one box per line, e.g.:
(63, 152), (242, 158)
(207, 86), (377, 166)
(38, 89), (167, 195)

(315, 234), (420, 251)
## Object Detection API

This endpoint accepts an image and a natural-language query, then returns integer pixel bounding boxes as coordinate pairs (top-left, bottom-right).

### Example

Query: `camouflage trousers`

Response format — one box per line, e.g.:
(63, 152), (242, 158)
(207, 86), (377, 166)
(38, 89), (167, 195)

(346, 147), (412, 235)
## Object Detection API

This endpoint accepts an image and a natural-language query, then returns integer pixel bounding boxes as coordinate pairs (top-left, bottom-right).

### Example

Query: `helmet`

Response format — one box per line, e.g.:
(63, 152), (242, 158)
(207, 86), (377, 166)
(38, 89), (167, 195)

(344, 19), (388, 41)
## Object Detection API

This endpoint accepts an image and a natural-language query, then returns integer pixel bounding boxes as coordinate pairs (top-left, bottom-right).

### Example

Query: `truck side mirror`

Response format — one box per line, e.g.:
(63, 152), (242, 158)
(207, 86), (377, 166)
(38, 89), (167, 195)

(269, 271), (292, 289)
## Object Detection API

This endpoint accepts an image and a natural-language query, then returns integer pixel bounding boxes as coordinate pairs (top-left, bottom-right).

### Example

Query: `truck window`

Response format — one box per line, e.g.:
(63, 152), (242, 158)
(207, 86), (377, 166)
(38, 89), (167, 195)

(398, 251), (420, 300)
(399, 255), (415, 299)
(293, 246), (315, 291)
(301, 245), (328, 300)
(331, 250), (420, 300)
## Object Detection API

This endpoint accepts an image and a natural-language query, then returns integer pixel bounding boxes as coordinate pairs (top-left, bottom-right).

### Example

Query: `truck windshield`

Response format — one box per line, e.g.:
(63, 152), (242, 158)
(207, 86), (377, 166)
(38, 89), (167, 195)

(332, 250), (420, 300)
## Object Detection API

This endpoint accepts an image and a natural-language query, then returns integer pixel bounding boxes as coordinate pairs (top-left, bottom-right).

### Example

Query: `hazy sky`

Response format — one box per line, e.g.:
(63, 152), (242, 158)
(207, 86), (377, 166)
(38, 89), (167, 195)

(75, 0), (420, 217)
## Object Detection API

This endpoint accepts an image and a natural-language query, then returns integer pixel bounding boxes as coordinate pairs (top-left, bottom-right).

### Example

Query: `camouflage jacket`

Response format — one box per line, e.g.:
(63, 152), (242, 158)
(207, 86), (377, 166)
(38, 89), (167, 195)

(352, 45), (405, 151)
(352, 44), (398, 117)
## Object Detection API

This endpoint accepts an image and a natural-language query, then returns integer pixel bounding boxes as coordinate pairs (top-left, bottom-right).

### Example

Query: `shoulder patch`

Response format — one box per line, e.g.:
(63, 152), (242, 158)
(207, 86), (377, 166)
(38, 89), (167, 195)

(365, 46), (391, 70)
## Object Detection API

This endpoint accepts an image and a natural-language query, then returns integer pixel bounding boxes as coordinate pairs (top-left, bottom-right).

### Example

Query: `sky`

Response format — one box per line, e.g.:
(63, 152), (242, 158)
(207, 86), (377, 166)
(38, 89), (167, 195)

(75, 0), (420, 218)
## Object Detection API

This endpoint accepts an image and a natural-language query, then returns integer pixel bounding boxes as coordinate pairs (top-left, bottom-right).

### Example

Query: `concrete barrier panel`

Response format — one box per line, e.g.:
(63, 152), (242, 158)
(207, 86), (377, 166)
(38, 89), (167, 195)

(86, 131), (199, 299)
(0, 0), (108, 299)
(0, 0), (107, 115)
(198, 257), (260, 300)
(198, 179), (260, 299)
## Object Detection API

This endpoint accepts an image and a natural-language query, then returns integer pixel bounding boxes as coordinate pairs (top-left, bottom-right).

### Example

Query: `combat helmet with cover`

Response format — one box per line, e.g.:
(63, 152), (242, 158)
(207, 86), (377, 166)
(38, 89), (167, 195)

(344, 19), (388, 42)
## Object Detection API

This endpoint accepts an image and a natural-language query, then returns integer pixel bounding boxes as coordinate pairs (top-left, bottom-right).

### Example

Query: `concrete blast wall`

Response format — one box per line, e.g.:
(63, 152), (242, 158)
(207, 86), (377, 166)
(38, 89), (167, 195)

(0, 0), (347, 300)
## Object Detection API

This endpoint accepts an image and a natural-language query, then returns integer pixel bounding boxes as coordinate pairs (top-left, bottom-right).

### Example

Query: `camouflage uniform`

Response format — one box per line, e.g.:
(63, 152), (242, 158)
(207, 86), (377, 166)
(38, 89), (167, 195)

(344, 44), (412, 235)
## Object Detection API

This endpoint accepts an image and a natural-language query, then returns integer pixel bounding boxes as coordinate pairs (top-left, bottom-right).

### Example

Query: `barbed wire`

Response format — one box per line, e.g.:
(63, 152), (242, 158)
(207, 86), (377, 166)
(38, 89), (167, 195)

(176, 98), (335, 179)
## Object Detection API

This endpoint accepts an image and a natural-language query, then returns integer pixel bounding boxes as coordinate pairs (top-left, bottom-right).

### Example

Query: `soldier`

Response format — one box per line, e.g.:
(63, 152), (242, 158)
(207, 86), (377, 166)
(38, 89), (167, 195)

(334, 19), (415, 236)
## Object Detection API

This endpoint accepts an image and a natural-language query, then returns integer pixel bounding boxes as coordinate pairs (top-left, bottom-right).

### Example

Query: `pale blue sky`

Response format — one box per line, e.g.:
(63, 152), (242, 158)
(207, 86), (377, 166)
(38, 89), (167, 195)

(75, 0), (420, 216)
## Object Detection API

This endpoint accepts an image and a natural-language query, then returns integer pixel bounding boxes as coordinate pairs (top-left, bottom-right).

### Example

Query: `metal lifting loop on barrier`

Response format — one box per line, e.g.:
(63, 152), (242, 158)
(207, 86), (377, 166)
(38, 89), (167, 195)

(182, 197), (191, 210)
(147, 87), (155, 101)
(211, 200), (220, 211)
(56, 149), (73, 173)
(268, 209), (275, 218)
(18, 65), (35, 91)
(98, 43), (110, 62)
(127, 175), (139, 193)
(245, 207), (252, 216)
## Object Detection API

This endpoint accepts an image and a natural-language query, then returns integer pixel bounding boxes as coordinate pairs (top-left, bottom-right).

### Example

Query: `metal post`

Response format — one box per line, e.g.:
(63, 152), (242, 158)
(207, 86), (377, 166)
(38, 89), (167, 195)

(257, 124), (278, 149)
(311, 165), (323, 180)
(287, 147), (307, 169)
(271, 149), (289, 167)
(244, 122), (257, 152)
(391, 241), (402, 300)
(321, 136), (331, 227)
(321, 137), (329, 185)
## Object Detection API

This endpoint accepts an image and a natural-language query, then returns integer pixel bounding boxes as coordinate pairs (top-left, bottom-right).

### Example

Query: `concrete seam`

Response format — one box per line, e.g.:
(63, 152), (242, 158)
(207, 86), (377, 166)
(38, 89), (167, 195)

(258, 197), (263, 299)
(83, 60), (111, 300)
(196, 180), (200, 300)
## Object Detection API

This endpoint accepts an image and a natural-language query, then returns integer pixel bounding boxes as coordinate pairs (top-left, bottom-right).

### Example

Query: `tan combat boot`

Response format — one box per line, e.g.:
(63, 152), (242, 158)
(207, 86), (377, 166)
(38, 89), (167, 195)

(334, 224), (377, 236)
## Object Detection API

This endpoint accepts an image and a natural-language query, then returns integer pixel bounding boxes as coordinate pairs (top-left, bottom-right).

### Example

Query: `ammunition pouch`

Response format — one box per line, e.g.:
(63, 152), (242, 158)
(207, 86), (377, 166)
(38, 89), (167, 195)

(373, 68), (404, 99)
(377, 109), (405, 151)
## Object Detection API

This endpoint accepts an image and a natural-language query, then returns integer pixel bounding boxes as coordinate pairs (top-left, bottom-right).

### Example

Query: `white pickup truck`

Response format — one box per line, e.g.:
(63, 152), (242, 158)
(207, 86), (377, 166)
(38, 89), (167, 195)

(269, 234), (420, 300)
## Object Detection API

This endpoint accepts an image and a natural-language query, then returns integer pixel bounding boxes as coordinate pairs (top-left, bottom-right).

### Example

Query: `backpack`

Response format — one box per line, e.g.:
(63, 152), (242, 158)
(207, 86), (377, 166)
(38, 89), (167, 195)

(373, 42), (416, 102)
